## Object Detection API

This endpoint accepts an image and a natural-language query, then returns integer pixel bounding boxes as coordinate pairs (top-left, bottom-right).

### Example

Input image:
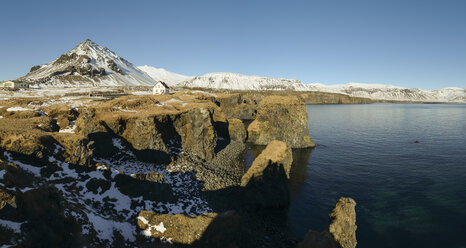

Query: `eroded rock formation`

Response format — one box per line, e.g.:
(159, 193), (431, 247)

(247, 96), (315, 148)
(228, 118), (247, 142)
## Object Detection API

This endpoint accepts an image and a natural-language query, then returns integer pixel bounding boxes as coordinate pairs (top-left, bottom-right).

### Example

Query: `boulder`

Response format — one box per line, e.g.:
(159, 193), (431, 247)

(228, 118), (247, 142)
(297, 197), (357, 248)
(241, 140), (292, 208)
(247, 96), (315, 148)
(137, 210), (241, 246)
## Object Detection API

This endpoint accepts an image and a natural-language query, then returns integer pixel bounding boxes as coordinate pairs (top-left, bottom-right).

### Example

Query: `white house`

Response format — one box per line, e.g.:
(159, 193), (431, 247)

(0, 81), (29, 89)
(153, 81), (170, 95)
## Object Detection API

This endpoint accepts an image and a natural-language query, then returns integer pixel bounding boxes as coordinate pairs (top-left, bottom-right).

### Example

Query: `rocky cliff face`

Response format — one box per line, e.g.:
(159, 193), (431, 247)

(248, 96), (315, 148)
(73, 95), (225, 163)
(0, 91), (356, 247)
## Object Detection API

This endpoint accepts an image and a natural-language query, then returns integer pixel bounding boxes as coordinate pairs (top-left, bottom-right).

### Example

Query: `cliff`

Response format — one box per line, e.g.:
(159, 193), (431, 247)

(247, 96), (315, 148)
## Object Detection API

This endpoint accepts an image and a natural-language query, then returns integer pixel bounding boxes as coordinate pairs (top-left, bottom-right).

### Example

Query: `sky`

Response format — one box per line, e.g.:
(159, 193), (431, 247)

(0, 0), (465, 89)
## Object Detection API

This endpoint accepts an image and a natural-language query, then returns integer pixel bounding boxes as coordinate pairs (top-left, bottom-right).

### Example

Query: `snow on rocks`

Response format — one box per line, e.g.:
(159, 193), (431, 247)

(0, 219), (23, 233)
(6, 106), (33, 112)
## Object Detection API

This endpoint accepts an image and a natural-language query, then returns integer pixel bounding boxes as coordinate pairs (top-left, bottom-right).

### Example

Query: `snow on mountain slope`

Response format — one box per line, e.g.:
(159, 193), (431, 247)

(138, 65), (190, 86)
(306, 83), (466, 103)
(18, 39), (156, 87)
(177, 72), (308, 91)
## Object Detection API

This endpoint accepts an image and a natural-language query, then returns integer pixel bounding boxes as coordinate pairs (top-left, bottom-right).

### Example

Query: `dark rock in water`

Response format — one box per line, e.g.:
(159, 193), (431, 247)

(247, 96), (315, 148)
(241, 140), (293, 209)
(297, 197), (357, 248)
(137, 210), (241, 246)
(414, 140), (420, 143)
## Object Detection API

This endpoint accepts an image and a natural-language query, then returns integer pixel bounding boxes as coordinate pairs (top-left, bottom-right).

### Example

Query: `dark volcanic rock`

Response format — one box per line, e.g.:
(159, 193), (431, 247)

(247, 96), (315, 148)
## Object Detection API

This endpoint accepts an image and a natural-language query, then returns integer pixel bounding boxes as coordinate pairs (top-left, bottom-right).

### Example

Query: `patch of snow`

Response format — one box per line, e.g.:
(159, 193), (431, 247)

(3, 152), (41, 177)
(87, 212), (136, 242)
(112, 138), (125, 150)
(138, 65), (190, 86)
(131, 91), (152, 96)
(0, 219), (23, 233)
(137, 216), (166, 237)
(59, 120), (76, 133)
(114, 107), (137, 112)
(6, 107), (32, 112)
(0, 170), (5, 179)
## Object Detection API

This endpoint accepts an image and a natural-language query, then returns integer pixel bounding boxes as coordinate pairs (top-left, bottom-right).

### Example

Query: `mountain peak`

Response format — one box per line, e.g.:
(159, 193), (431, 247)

(18, 40), (156, 87)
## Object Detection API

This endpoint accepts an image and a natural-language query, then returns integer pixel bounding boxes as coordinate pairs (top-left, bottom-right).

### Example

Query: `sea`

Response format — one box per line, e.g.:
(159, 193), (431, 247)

(250, 103), (466, 248)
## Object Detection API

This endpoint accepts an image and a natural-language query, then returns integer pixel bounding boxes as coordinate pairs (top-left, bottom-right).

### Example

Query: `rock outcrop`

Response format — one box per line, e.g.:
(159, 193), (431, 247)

(137, 210), (241, 246)
(228, 118), (247, 142)
(247, 96), (315, 148)
(328, 197), (357, 248)
(298, 197), (357, 248)
(241, 140), (292, 208)
(241, 140), (293, 186)
(74, 95), (224, 162)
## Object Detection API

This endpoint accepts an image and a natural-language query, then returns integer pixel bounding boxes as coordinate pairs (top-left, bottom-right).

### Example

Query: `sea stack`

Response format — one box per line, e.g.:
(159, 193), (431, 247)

(247, 96), (315, 148)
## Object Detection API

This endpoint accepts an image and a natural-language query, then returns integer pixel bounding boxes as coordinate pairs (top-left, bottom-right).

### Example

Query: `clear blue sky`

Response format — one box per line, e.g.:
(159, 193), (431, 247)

(1, 0), (465, 89)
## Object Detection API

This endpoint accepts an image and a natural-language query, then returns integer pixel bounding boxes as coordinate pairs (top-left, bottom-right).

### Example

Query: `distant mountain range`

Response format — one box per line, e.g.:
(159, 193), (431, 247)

(15, 40), (465, 103)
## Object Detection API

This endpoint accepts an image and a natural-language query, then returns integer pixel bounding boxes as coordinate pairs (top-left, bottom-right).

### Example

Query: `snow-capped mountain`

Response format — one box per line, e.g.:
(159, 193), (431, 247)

(175, 72), (464, 102)
(306, 83), (466, 103)
(177, 72), (308, 91)
(18, 39), (156, 87)
(138, 65), (190, 86)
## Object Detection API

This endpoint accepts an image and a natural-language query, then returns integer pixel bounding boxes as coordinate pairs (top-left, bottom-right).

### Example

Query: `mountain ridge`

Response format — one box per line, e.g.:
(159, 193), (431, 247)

(18, 39), (156, 87)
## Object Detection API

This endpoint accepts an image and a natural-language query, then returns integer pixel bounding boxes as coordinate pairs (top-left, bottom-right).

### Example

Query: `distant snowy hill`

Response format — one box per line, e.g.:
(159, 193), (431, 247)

(138, 65), (190, 86)
(175, 72), (464, 102)
(307, 83), (466, 103)
(177, 72), (308, 91)
(18, 39), (156, 87)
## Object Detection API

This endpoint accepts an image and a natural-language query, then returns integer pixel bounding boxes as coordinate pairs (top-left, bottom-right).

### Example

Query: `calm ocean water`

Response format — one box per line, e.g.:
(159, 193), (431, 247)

(285, 104), (466, 248)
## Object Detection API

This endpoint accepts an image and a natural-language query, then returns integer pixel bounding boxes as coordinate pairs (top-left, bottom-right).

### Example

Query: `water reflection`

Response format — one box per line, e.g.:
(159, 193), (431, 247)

(289, 148), (313, 197)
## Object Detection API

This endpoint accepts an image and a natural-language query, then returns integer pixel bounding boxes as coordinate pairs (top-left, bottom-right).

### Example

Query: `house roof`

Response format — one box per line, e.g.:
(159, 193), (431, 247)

(156, 81), (169, 89)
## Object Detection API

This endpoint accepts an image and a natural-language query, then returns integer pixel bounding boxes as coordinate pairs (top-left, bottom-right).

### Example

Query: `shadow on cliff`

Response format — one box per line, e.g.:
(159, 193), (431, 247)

(188, 161), (296, 248)
(90, 121), (172, 165)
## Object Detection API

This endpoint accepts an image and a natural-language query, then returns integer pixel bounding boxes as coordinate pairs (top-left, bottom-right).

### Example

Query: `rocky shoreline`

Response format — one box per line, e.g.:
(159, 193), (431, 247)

(0, 91), (357, 247)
